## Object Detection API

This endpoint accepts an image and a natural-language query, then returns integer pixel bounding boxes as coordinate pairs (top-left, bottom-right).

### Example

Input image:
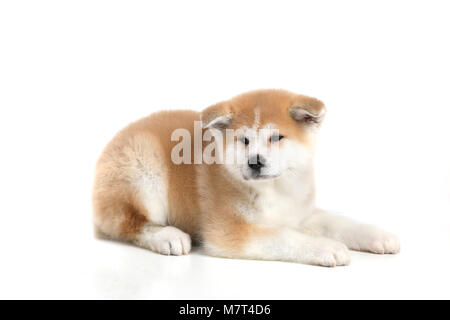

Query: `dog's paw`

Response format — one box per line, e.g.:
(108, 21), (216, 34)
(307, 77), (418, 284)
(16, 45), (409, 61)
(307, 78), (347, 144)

(140, 226), (192, 256)
(308, 238), (351, 267)
(353, 226), (400, 254)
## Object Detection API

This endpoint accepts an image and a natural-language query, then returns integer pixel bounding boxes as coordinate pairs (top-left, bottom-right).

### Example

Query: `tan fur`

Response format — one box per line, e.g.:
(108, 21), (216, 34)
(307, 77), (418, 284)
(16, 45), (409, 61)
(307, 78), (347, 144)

(93, 89), (324, 254)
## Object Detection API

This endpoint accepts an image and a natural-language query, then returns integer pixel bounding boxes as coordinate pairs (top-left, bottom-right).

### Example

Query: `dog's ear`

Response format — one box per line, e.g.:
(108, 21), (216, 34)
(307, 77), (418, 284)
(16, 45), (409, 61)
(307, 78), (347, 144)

(201, 101), (233, 129)
(289, 96), (326, 126)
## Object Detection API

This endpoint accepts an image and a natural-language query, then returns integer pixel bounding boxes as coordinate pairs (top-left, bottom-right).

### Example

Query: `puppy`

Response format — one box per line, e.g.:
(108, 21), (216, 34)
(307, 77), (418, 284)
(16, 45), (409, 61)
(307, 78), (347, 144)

(93, 89), (399, 267)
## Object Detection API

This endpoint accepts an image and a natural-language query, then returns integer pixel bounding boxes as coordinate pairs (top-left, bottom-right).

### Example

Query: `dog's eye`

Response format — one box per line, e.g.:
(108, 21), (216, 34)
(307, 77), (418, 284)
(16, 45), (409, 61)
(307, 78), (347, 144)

(239, 137), (250, 145)
(270, 135), (284, 142)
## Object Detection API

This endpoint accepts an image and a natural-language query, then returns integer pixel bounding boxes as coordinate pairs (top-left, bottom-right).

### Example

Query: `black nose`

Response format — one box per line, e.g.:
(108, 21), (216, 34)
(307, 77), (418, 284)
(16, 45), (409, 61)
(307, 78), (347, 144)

(248, 154), (265, 171)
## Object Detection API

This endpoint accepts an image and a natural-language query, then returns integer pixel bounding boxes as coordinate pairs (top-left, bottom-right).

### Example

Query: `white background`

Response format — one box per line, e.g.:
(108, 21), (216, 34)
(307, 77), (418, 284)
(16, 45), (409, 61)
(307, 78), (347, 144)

(0, 1), (449, 299)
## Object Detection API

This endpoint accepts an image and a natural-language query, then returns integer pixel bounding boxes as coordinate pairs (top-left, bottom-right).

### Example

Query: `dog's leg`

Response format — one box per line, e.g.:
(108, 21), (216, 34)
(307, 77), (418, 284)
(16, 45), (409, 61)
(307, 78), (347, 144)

(93, 193), (192, 256)
(93, 177), (191, 256)
(301, 209), (400, 254)
(203, 224), (351, 267)
(134, 225), (191, 256)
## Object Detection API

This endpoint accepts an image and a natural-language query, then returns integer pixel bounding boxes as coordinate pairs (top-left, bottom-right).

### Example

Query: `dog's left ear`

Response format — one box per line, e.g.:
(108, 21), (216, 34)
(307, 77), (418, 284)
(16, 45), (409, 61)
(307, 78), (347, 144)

(289, 96), (326, 126)
(201, 101), (233, 129)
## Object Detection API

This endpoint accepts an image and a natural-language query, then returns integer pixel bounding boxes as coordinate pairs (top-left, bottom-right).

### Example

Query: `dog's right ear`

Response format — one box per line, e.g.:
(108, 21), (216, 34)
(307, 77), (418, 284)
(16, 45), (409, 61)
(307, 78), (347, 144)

(201, 102), (233, 129)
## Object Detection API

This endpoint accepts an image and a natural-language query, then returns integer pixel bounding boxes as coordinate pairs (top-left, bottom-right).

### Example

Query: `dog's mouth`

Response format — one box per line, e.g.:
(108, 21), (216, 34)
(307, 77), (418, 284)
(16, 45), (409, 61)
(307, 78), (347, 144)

(243, 173), (281, 181)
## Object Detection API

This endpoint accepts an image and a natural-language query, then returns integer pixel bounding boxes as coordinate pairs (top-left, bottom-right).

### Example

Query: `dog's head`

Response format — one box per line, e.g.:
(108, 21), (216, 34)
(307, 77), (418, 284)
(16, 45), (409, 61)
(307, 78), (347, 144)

(201, 89), (326, 182)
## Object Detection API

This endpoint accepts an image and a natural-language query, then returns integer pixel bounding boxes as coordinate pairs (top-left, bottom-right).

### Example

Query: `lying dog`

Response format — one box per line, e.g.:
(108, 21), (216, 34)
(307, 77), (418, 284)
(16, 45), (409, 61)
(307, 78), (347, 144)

(93, 89), (399, 267)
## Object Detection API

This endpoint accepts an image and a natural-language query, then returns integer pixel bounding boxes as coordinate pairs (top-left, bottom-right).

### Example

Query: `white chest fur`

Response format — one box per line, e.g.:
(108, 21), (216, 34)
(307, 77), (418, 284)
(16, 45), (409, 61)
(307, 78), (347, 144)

(240, 170), (316, 228)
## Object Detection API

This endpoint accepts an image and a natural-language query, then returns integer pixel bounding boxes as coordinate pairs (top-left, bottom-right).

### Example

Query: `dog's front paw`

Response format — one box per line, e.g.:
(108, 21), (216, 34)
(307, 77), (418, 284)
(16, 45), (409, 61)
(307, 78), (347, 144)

(307, 238), (351, 267)
(353, 226), (400, 254)
(138, 226), (192, 256)
(154, 227), (192, 256)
